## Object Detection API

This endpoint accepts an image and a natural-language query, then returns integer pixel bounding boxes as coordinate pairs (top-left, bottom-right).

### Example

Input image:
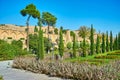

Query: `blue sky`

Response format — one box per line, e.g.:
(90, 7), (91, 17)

(0, 0), (120, 36)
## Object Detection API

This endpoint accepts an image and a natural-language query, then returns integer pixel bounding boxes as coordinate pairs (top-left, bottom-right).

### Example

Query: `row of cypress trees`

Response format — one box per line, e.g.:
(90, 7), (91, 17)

(71, 24), (120, 58)
(91, 27), (120, 55)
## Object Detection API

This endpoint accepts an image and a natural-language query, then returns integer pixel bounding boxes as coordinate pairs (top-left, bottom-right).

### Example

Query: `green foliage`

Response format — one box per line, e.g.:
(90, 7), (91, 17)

(42, 12), (57, 26)
(94, 55), (119, 59)
(29, 34), (38, 53)
(78, 26), (90, 39)
(59, 27), (64, 58)
(54, 28), (58, 34)
(11, 40), (23, 49)
(20, 4), (40, 51)
(62, 29), (67, 34)
(83, 38), (86, 57)
(38, 25), (44, 60)
(75, 42), (80, 49)
(90, 24), (94, 55)
(37, 18), (44, 60)
(110, 31), (113, 51)
(0, 40), (28, 60)
(20, 4), (40, 18)
(102, 33), (105, 53)
(113, 35), (118, 50)
(106, 31), (109, 52)
(70, 31), (74, 36)
(67, 42), (72, 49)
(79, 40), (89, 57)
(42, 12), (57, 53)
(34, 25), (38, 32)
(44, 37), (52, 53)
(73, 33), (76, 58)
(118, 32), (120, 50)
(107, 51), (120, 55)
(29, 33), (52, 54)
(96, 34), (100, 54)
(0, 24), (5, 26)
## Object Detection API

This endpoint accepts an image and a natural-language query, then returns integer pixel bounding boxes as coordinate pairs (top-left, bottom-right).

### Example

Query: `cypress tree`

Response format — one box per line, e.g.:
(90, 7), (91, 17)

(96, 34), (100, 54)
(38, 19), (44, 60)
(73, 33), (76, 58)
(90, 24), (94, 55)
(116, 35), (118, 50)
(59, 27), (64, 59)
(106, 31), (109, 52)
(83, 38), (86, 57)
(110, 31), (113, 51)
(34, 25), (38, 32)
(118, 32), (120, 50)
(113, 35), (118, 50)
(102, 33), (105, 53)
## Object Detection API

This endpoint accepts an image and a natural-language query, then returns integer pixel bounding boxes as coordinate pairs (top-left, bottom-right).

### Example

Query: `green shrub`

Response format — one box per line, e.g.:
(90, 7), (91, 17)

(107, 52), (120, 55)
(11, 40), (23, 49)
(0, 40), (28, 60)
(94, 55), (119, 59)
(54, 28), (58, 34)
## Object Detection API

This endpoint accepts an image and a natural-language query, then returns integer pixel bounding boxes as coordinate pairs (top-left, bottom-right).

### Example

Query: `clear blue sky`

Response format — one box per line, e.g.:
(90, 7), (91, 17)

(0, 0), (120, 36)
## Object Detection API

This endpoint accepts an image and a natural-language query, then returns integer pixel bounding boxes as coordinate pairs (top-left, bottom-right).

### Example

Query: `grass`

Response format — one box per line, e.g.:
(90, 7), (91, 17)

(65, 50), (120, 65)
(0, 75), (3, 80)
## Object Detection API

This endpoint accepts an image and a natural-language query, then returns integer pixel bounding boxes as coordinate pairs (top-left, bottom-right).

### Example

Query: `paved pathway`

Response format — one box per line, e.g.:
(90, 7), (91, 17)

(0, 60), (63, 80)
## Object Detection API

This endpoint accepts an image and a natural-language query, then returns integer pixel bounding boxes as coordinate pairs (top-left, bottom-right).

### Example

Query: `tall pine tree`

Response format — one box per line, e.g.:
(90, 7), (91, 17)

(110, 31), (113, 51)
(59, 27), (64, 59)
(106, 31), (109, 52)
(90, 24), (94, 55)
(102, 33), (105, 53)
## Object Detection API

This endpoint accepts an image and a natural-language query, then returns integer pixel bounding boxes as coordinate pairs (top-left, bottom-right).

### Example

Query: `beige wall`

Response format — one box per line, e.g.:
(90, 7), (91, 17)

(0, 24), (96, 49)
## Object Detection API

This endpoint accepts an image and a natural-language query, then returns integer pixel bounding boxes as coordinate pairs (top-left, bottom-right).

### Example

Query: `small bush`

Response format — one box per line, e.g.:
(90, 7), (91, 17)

(12, 57), (120, 80)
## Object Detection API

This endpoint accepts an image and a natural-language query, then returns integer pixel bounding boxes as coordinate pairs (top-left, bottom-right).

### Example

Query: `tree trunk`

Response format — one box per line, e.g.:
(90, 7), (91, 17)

(26, 15), (31, 51)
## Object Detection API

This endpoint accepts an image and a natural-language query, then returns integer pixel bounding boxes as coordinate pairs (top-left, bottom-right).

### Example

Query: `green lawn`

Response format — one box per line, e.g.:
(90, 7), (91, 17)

(65, 50), (120, 65)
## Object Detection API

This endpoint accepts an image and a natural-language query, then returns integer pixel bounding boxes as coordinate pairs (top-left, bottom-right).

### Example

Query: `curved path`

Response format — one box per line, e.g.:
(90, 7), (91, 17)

(0, 60), (63, 80)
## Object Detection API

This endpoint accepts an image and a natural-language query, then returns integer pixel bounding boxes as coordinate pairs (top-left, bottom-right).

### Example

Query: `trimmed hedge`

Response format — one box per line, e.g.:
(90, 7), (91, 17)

(107, 51), (120, 55)
(94, 55), (119, 59)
